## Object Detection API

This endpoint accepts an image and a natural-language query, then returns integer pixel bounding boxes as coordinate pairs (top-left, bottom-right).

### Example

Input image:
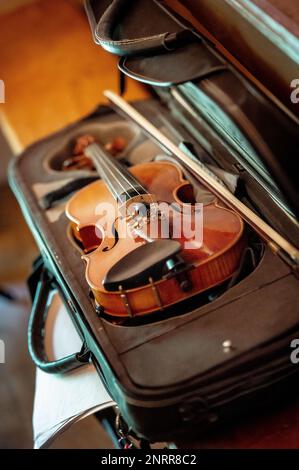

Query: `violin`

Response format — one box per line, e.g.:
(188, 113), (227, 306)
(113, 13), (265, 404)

(66, 137), (245, 317)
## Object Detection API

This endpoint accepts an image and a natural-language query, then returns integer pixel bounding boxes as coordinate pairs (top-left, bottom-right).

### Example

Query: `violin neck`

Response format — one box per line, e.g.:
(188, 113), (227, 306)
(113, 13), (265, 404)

(84, 143), (147, 203)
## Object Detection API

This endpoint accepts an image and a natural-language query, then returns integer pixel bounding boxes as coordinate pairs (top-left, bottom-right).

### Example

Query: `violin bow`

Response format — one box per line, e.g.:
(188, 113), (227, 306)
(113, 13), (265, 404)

(104, 90), (299, 266)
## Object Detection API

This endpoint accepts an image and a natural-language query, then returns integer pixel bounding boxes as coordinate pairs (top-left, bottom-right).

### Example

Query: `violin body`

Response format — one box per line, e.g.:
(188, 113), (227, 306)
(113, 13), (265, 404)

(66, 160), (245, 317)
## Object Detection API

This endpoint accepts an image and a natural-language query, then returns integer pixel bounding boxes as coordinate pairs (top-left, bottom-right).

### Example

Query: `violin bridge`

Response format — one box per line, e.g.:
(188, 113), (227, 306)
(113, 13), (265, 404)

(119, 193), (156, 218)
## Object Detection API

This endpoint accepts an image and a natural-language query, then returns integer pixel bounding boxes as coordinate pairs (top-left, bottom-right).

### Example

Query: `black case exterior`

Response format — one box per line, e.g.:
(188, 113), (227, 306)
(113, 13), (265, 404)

(9, 100), (299, 441)
(85, 0), (299, 220)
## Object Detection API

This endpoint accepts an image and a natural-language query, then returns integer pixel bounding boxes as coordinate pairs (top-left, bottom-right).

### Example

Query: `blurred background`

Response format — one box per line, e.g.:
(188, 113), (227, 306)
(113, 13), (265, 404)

(0, 0), (146, 448)
(0, 0), (38, 449)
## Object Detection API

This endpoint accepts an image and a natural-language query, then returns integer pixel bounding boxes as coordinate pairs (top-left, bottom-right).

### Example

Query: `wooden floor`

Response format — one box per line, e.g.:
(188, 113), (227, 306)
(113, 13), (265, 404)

(0, 183), (38, 284)
(0, 0), (148, 150)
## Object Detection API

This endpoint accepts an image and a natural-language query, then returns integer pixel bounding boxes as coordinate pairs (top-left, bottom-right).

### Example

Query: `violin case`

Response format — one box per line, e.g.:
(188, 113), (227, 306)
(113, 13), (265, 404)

(9, 0), (299, 443)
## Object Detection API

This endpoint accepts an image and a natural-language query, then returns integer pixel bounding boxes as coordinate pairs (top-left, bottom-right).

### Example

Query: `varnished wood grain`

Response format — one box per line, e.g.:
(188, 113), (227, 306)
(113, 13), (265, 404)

(66, 161), (245, 317)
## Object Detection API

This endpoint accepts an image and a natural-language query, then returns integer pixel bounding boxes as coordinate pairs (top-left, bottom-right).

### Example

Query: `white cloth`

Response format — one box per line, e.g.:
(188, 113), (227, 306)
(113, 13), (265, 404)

(32, 292), (115, 449)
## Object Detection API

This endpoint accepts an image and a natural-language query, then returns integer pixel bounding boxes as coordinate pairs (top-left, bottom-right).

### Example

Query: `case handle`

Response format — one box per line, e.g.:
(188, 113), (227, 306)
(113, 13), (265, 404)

(28, 265), (90, 374)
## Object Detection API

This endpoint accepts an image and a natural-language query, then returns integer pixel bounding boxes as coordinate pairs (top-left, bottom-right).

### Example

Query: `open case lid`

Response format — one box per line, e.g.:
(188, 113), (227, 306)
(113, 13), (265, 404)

(181, 0), (299, 120)
(85, 0), (299, 220)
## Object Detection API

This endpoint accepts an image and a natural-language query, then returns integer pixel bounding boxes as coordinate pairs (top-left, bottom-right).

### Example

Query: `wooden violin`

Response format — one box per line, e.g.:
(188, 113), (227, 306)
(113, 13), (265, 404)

(66, 138), (245, 317)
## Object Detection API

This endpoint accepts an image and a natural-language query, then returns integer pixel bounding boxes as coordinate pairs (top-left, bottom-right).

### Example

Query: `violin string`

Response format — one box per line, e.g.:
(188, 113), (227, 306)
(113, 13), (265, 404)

(84, 146), (118, 199)
(88, 145), (130, 200)
(96, 146), (147, 196)
(112, 157), (148, 196)
(89, 144), (148, 200)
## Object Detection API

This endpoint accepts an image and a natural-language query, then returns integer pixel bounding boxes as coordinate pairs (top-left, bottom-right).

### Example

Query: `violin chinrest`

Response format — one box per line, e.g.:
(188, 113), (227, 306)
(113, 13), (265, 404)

(103, 239), (182, 291)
